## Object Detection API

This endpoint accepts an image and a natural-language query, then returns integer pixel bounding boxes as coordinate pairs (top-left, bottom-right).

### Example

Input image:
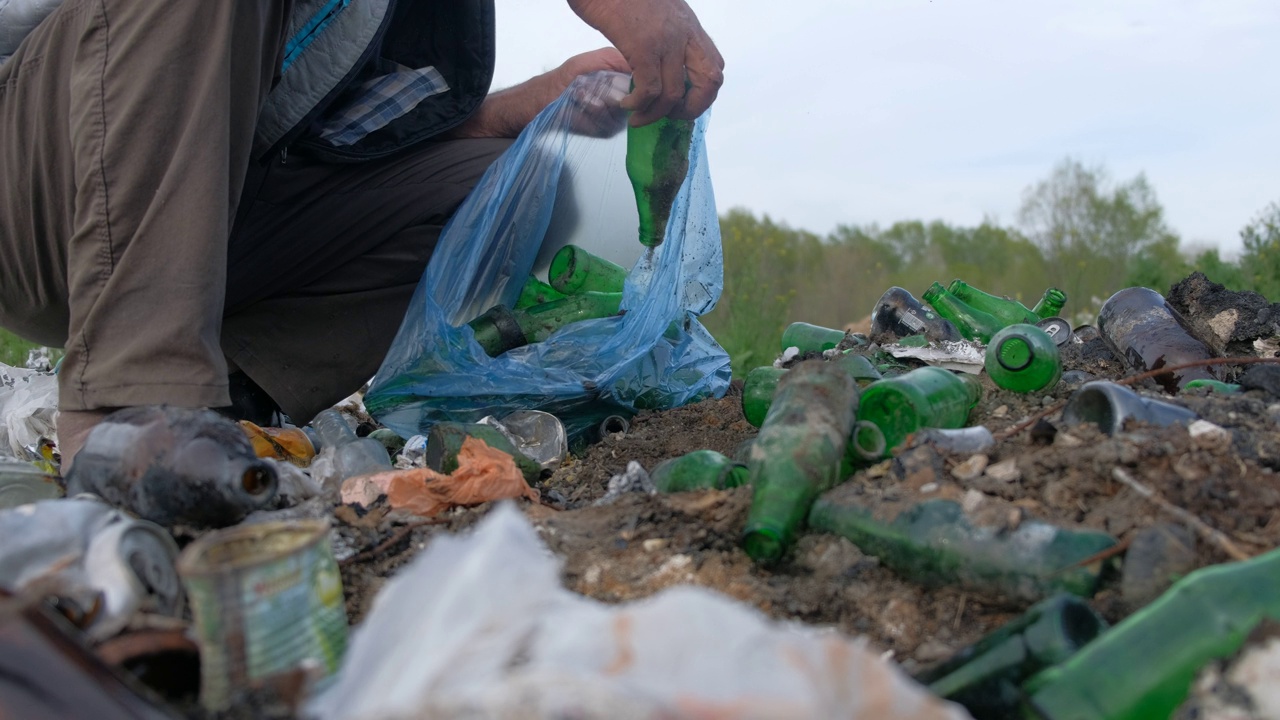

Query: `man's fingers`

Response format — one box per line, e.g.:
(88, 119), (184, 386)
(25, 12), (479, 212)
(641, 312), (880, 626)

(629, 51), (687, 126)
(620, 52), (663, 115)
(670, 41), (724, 121)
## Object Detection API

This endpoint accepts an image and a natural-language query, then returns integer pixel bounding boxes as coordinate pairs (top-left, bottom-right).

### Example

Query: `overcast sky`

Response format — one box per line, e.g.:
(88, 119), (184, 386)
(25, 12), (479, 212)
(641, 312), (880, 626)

(493, 1), (1280, 256)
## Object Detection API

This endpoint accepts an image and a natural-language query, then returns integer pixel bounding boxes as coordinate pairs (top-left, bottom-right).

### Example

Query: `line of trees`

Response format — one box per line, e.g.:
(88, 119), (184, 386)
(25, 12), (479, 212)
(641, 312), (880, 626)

(702, 158), (1280, 377)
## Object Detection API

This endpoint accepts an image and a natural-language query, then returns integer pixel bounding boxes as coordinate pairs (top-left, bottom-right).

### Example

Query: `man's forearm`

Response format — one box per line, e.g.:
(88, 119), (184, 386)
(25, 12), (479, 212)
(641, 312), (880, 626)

(446, 71), (566, 139)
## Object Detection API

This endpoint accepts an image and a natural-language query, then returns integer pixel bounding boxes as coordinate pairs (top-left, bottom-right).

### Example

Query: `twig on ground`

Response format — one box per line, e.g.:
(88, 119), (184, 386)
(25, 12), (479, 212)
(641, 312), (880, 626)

(1064, 533), (1134, 571)
(1110, 467), (1251, 562)
(339, 518), (442, 567)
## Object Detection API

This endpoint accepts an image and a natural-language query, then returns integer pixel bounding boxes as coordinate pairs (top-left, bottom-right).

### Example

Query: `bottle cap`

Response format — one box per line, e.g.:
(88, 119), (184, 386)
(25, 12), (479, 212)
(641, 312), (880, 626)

(1035, 317), (1073, 346)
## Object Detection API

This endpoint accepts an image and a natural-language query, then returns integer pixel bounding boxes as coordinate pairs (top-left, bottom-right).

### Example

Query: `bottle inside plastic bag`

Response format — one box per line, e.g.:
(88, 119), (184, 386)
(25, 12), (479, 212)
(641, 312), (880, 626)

(365, 71), (730, 441)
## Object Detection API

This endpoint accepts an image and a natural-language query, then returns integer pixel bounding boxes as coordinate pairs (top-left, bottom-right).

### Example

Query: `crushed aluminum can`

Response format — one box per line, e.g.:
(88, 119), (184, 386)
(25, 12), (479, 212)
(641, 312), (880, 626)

(0, 497), (183, 640)
(177, 520), (347, 712)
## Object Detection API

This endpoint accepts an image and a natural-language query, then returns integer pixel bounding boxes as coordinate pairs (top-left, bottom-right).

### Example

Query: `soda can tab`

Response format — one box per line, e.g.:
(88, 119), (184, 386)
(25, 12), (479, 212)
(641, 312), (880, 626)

(1035, 317), (1074, 347)
(177, 520), (348, 712)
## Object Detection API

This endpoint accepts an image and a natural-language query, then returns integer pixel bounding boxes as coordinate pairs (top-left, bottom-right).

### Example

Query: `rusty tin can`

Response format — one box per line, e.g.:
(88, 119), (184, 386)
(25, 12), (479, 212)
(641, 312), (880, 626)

(177, 520), (347, 711)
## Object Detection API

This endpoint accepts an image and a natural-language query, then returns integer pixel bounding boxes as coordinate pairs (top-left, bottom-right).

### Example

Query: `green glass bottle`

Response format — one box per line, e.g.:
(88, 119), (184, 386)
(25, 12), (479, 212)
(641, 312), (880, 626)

(1032, 288), (1067, 319)
(916, 594), (1108, 720)
(780, 322), (847, 353)
(741, 355), (880, 429)
(1023, 546), (1280, 720)
(424, 422), (542, 483)
(742, 366), (787, 428)
(808, 491), (1117, 602)
(469, 292), (624, 357)
(948, 280), (1040, 327)
(650, 450), (749, 493)
(985, 324), (1062, 393)
(1183, 378), (1241, 393)
(547, 244), (629, 295)
(857, 366), (983, 453)
(626, 114), (694, 248)
(741, 360), (859, 564)
(922, 282), (1004, 343)
(514, 276), (568, 310)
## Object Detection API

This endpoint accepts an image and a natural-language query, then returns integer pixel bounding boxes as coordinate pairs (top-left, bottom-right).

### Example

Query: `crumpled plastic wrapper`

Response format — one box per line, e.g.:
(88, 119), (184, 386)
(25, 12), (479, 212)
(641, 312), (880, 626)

(340, 437), (538, 517)
(309, 503), (971, 720)
(0, 363), (58, 461)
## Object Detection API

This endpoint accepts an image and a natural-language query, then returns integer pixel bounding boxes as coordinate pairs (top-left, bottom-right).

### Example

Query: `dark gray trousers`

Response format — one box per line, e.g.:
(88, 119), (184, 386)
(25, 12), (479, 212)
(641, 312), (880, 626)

(0, 0), (509, 423)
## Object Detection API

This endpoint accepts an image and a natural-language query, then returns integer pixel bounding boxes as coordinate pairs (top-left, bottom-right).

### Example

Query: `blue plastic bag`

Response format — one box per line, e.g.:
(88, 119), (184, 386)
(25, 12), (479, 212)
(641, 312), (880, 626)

(365, 71), (730, 440)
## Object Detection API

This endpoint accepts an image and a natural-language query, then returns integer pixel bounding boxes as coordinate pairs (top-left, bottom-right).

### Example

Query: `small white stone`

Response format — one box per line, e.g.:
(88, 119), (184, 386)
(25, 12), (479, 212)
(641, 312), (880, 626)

(642, 538), (670, 552)
(952, 454), (989, 482)
(985, 459), (1023, 483)
(1188, 419), (1230, 441)
(991, 405), (1009, 418)
(1055, 432), (1085, 448)
(583, 564), (603, 586)
(962, 489), (986, 513)
(920, 483), (939, 494)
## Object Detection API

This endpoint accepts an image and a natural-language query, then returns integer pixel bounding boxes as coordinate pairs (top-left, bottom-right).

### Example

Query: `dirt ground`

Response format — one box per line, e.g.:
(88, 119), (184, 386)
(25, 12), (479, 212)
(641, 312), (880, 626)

(326, 274), (1280, 689)
(159, 273), (1280, 718)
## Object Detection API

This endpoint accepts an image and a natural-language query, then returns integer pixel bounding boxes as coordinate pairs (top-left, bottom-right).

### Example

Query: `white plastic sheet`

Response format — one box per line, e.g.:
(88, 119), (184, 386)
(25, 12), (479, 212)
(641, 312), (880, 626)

(0, 363), (57, 460)
(311, 503), (971, 720)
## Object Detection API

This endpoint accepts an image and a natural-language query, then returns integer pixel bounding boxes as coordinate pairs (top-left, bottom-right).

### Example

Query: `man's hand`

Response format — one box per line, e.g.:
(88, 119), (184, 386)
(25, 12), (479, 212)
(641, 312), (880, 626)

(448, 48), (630, 139)
(567, 0), (724, 126)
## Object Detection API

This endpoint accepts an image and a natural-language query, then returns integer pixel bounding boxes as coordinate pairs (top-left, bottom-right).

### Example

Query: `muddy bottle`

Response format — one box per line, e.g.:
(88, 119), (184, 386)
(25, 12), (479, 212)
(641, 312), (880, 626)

(514, 276), (567, 310)
(922, 282), (1004, 343)
(548, 245), (629, 295)
(1032, 288), (1068, 319)
(650, 450), (749, 493)
(742, 355), (881, 429)
(985, 324), (1062, 393)
(870, 287), (962, 343)
(626, 113), (694, 248)
(1060, 381), (1197, 436)
(948, 280), (1040, 327)
(742, 360), (859, 564)
(915, 594), (1108, 720)
(65, 406), (279, 529)
(857, 366), (983, 453)
(1096, 287), (1220, 393)
(469, 292), (624, 357)
(1023, 545), (1280, 720)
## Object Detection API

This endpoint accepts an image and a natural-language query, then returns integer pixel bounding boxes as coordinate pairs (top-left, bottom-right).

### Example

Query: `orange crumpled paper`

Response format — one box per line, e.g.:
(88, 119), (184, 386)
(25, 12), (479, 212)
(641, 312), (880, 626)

(340, 436), (539, 517)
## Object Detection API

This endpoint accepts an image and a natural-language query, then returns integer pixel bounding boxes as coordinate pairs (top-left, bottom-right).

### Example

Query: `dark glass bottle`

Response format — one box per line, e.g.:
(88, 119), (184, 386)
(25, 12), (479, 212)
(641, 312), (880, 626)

(742, 355), (880, 429)
(948, 280), (1040, 327)
(1096, 287), (1220, 393)
(870, 287), (962, 343)
(922, 282), (1004, 343)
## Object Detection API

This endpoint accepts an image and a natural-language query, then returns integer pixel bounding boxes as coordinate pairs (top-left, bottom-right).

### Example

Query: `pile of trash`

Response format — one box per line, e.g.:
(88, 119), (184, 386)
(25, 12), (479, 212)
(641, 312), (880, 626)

(3, 271), (1280, 720)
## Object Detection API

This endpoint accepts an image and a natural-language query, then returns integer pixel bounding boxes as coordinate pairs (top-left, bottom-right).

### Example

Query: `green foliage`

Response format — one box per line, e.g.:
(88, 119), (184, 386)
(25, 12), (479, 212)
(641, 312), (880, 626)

(0, 328), (41, 368)
(1018, 159), (1176, 315)
(1239, 202), (1280, 299)
(704, 161), (1274, 378)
